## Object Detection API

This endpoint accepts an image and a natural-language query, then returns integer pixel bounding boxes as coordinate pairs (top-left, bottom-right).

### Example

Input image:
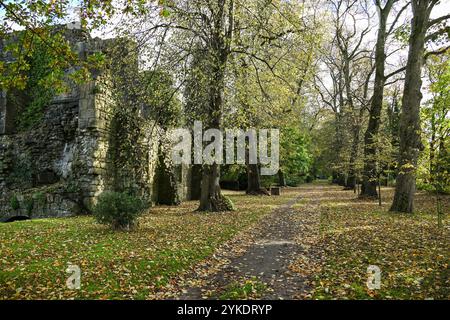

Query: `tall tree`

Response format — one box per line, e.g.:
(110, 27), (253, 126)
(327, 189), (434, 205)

(194, 0), (235, 211)
(315, 43), (347, 186)
(391, 0), (450, 212)
(360, 0), (400, 197)
(331, 0), (373, 190)
(227, 0), (322, 193)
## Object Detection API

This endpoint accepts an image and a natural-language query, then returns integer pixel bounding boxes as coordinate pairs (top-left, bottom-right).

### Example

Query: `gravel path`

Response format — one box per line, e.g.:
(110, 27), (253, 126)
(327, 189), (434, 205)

(180, 190), (319, 300)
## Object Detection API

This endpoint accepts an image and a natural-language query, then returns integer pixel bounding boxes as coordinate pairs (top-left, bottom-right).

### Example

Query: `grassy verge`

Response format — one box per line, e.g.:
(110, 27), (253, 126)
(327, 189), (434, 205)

(0, 190), (297, 300)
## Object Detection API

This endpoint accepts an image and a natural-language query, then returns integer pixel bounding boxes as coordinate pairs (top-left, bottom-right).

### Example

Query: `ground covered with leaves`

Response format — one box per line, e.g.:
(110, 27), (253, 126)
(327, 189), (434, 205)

(0, 190), (296, 299)
(0, 184), (448, 300)
(289, 184), (449, 300)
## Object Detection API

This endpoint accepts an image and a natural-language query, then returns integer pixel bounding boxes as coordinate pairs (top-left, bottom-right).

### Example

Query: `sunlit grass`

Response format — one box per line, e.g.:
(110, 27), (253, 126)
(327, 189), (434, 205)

(0, 190), (297, 300)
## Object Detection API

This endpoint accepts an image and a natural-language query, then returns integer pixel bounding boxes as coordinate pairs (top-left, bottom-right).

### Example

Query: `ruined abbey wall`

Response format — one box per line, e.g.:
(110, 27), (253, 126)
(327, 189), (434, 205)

(0, 29), (191, 221)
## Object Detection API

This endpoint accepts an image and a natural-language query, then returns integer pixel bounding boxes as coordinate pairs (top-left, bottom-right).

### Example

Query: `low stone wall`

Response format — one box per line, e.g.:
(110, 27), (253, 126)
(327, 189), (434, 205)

(0, 184), (80, 221)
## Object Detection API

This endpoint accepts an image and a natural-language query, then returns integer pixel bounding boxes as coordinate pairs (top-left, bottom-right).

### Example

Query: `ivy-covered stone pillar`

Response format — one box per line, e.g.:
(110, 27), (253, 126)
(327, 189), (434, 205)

(76, 74), (114, 209)
(0, 90), (16, 135)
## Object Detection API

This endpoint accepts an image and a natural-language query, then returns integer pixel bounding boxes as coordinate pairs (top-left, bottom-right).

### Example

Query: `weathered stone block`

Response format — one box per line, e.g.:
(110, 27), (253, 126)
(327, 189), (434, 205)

(271, 187), (281, 196)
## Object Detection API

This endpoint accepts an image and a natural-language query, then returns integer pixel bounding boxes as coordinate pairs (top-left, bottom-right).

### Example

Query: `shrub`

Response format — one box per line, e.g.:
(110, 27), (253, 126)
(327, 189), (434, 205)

(92, 192), (145, 231)
(286, 175), (305, 187)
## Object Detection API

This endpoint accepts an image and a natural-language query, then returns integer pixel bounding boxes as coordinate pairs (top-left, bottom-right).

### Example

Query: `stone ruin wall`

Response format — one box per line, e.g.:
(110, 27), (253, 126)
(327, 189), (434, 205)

(0, 29), (191, 221)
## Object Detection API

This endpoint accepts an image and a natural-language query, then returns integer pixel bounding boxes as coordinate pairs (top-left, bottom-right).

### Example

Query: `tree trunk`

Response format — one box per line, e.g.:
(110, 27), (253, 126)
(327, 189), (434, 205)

(361, 3), (393, 198)
(189, 164), (202, 201)
(436, 136), (448, 193)
(278, 169), (286, 187)
(246, 163), (270, 195)
(197, 17), (234, 211)
(429, 112), (436, 184)
(247, 164), (261, 192)
(198, 163), (233, 211)
(391, 0), (429, 213)
(378, 178), (382, 207)
(337, 173), (346, 186)
(345, 115), (362, 190)
(346, 147), (357, 190)
(332, 171), (339, 184)
(246, 141), (269, 195)
(197, 0), (235, 211)
(344, 64), (357, 190)
(198, 119), (234, 211)
(334, 110), (346, 186)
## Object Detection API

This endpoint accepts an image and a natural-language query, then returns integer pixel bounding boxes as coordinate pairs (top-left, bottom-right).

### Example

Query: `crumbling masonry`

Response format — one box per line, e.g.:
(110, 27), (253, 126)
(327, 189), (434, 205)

(0, 28), (191, 221)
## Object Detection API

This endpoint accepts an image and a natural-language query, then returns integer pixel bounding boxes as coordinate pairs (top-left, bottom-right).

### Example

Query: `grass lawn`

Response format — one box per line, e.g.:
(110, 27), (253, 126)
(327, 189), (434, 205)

(1, 184), (448, 300)
(0, 190), (298, 300)
(290, 184), (449, 300)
